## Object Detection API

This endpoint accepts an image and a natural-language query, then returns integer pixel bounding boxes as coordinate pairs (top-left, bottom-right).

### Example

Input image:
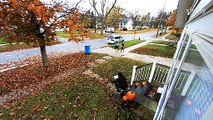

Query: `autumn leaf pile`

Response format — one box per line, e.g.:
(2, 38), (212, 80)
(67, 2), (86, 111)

(0, 55), (143, 119)
(0, 74), (138, 119)
(0, 53), (105, 95)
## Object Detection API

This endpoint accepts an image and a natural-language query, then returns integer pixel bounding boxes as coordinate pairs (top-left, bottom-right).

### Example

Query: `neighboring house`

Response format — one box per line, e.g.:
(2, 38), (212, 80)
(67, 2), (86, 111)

(153, 0), (213, 120)
(119, 18), (133, 30)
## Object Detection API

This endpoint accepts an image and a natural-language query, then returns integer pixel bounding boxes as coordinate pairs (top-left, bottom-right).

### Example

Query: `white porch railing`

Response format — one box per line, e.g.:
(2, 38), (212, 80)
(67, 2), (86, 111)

(131, 62), (193, 113)
(133, 63), (192, 91)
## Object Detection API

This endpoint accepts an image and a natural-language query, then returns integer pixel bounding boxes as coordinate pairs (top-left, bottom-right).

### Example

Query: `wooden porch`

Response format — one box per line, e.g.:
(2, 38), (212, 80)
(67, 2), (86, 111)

(125, 62), (195, 119)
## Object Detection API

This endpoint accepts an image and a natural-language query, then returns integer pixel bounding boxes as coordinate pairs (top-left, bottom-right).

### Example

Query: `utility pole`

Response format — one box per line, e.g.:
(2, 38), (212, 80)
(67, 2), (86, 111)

(156, 0), (167, 37)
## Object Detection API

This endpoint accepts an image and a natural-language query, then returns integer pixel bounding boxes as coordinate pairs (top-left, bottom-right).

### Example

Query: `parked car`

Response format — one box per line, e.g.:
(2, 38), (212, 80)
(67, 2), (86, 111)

(141, 26), (149, 29)
(107, 35), (124, 44)
(105, 27), (115, 33)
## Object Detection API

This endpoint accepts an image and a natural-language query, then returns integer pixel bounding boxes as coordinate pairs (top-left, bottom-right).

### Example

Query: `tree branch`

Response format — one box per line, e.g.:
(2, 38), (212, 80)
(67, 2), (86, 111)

(89, 0), (100, 16)
(105, 0), (117, 19)
(74, 0), (84, 9)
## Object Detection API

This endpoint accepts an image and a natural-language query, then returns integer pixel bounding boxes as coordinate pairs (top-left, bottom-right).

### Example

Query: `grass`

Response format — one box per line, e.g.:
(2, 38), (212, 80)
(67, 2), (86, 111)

(0, 53), (141, 119)
(0, 41), (62, 53)
(132, 44), (176, 58)
(0, 53), (106, 95)
(0, 74), (134, 119)
(109, 40), (145, 49)
(150, 40), (177, 47)
(116, 28), (156, 34)
(56, 31), (71, 37)
(0, 43), (31, 53)
(190, 44), (197, 49)
(0, 37), (6, 44)
(56, 31), (108, 39)
(92, 57), (146, 81)
(150, 40), (169, 45)
(90, 32), (108, 39)
(185, 50), (204, 66)
(165, 33), (181, 41)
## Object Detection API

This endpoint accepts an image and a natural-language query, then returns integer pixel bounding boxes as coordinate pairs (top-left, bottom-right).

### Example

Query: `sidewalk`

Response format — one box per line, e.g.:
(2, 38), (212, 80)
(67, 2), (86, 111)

(93, 39), (202, 72)
(93, 46), (173, 67)
(93, 39), (173, 67)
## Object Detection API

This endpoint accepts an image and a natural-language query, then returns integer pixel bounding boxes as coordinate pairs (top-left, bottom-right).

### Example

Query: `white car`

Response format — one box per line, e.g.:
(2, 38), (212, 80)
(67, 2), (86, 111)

(107, 35), (124, 44)
(105, 27), (115, 33)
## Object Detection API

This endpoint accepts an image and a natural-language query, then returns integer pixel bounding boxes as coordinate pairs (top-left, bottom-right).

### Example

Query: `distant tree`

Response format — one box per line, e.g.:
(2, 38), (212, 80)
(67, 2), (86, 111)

(167, 10), (177, 27)
(0, 0), (89, 67)
(89, 0), (117, 35)
(105, 6), (125, 31)
(156, 10), (171, 35)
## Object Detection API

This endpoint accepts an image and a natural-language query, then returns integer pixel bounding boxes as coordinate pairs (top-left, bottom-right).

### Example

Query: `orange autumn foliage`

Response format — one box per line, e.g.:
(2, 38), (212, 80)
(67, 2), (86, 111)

(0, 0), (90, 66)
(167, 10), (177, 27)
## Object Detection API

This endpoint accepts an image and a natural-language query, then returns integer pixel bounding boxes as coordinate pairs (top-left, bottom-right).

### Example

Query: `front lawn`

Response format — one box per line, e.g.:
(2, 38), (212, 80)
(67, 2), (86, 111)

(90, 32), (108, 39)
(185, 50), (204, 66)
(165, 33), (181, 41)
(0, 37), (6, 44)
(116, 28), (156, 34)
(56, 31), (108, 39)
(109, 40), (145, 49)
(0, 53), (140, 119)
(132, 44), (176, 58)
(56, 31), (71, 37)
(0, 53), (106, 95)
(0, 74), (132, 119)
(0, 43), (32, 53)
(92, 57), (146, 81)
(150, 40), (169, 45)
(0, 40), (62, 53)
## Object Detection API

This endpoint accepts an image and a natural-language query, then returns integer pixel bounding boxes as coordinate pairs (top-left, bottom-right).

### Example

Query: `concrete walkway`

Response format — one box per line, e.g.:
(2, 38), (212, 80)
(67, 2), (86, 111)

(93, 44), (173, 67)
(93, 38), (173, 66)
(93, 39), (202, 72)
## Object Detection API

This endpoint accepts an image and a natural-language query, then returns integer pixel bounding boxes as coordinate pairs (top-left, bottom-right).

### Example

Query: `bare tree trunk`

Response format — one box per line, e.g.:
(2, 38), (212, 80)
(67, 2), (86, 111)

(40, 44), (49, 67)
(94, 24), (97, 33)
(164, 25), (168, 34)
(94, 17), (97, 33)
(100, 20), (104, 35)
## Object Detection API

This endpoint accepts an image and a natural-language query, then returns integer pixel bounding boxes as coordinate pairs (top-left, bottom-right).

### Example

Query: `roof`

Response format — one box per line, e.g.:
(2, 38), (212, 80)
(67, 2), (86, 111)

(121, 18), (132, 23)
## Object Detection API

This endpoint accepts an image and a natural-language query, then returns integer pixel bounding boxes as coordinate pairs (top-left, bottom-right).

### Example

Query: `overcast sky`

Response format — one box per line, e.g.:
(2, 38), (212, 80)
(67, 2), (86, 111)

(76, 0), (179, 16)
(117, 0), (179, 16)
(44, 0), (179, 16)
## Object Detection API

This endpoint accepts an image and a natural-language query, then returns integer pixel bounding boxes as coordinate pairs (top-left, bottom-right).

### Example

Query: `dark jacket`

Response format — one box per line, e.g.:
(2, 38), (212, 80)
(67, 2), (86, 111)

(112, 72), (128, 91)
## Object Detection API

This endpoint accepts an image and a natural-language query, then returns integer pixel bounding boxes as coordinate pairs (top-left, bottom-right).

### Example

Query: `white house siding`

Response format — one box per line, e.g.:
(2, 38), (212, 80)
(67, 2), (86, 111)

(119, 18), (133, 30)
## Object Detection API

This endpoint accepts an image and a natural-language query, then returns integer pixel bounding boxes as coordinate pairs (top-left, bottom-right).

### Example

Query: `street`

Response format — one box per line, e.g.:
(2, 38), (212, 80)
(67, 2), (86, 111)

(0, 31), (158, 64)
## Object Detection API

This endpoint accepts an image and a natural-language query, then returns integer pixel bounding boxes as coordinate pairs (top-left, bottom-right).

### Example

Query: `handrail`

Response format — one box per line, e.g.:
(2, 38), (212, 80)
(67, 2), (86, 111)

(134, 63), (153, 82)
(133, 63), (191, 91)
(136, 63), (153, 70)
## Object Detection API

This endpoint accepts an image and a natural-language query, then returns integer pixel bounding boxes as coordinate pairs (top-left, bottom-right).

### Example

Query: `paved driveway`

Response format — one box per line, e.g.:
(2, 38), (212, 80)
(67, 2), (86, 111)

(0, 31), (158, 64)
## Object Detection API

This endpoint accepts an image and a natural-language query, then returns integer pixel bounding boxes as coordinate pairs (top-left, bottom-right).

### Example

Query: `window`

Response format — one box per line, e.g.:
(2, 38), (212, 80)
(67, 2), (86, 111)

(108, 36), (114, 39)
(115, 36), (121, 39)
(161, 38), (213, 120)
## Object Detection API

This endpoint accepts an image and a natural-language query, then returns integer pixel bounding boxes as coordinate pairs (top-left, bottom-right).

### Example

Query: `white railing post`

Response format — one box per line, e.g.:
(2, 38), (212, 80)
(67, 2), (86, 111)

(181, 71), (196, 96)
(130, 65), (137, 86)
(148, 62), (157, 83)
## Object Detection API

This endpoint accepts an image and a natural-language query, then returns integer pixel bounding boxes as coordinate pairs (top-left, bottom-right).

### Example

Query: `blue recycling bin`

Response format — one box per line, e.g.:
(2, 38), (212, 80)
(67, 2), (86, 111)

(85, 45), (91, 55)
